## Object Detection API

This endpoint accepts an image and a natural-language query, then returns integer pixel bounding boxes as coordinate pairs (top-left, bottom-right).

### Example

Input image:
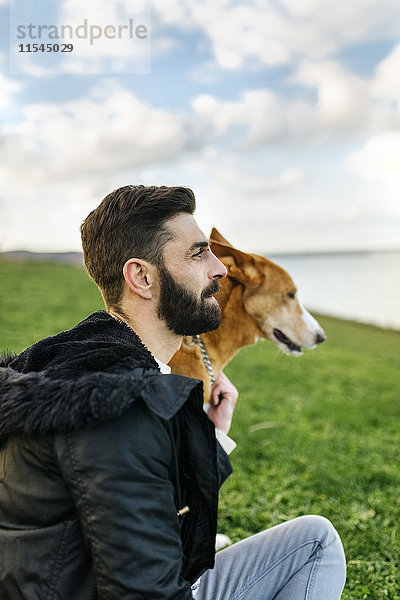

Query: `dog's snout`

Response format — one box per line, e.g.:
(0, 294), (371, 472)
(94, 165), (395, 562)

(316, 332), (326, 345)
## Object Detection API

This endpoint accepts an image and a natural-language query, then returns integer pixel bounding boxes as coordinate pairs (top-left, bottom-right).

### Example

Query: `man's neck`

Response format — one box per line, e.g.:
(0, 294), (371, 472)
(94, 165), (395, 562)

(109, 307), (182, 364)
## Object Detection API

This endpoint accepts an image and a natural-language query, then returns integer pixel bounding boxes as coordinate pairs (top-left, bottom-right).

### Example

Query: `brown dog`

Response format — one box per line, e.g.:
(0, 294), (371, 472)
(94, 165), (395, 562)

(169, 228), (326, 400)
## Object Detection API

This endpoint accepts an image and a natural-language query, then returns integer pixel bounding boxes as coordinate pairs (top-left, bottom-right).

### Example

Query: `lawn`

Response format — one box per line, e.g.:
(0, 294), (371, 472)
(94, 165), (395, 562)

(1, 260), (400, 598)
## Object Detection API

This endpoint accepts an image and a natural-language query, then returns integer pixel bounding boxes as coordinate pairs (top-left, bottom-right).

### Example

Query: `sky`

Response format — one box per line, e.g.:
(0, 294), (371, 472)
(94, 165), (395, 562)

(1, 0), (400, 255)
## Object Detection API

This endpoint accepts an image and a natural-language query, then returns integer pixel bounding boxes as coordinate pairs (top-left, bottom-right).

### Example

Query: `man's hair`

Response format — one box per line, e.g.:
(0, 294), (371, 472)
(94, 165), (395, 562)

(80, 185), (196, 308)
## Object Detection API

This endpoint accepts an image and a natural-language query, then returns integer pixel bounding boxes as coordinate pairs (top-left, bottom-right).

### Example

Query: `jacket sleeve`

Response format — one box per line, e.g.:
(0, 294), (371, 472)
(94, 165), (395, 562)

(54, 400), (193, 600)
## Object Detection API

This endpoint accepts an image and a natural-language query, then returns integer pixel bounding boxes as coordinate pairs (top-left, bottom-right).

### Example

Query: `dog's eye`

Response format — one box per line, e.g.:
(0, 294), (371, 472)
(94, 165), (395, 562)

(288, 292), (295, 299)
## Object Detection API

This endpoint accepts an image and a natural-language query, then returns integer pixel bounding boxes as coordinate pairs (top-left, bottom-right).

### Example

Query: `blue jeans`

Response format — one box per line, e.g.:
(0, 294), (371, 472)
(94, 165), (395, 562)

(192, 515), (346, 599)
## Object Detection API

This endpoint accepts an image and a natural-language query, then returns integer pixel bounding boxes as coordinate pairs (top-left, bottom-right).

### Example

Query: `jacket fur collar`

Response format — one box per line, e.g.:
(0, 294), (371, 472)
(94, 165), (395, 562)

(0, 311), (202, 442)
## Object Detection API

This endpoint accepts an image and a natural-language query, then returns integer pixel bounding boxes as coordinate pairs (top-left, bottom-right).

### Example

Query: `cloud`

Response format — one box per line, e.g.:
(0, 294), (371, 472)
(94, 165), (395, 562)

(292, 60), (369, 132)
(247, 168), (306, 195)
(3, 41), (400, 194)
(290, 50), (400, 136)
(345, 133), (400, 223)
(151, 36), (180, 57)
(346, 132), (400, 180)
(0, 55), (22, 109)
(0, 181), (93, 252)
(192, 76), (364, 148)
(0, 82), (317, 199)
(200, 157), (306, 199)
(3, 20), (400, 255)
(0, 91), (188, 184)
(149, 147), (399, 254)
(371, 43), (400, 113)
(0, 74), (21, 109)
(163, 150), (309, 248)
(192, 90), (313, 146)
(4, 45), (400, 202)
(153, 0), (400, 69)
(0, 87), (192, 251)
(191, 44), (400, 149)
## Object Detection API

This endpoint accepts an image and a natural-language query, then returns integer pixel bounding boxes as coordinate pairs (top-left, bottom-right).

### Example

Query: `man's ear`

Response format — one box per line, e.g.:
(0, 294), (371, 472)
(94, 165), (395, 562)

(123, 258), (154, 299)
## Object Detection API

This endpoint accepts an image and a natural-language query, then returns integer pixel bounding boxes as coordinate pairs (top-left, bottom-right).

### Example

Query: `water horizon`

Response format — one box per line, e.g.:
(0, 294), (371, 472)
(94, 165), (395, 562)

(266, 249), (400, 332)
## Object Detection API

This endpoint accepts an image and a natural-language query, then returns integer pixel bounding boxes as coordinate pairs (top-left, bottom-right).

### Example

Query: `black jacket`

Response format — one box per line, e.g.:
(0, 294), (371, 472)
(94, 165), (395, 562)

(0, 311), (232, 599)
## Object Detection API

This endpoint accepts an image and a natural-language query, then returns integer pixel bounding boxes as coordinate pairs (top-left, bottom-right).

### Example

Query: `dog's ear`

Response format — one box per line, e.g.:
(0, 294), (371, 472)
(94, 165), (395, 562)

(210, 229), (262, 285)
(220, 249), (263, 286)
(210, 228), (233, 247)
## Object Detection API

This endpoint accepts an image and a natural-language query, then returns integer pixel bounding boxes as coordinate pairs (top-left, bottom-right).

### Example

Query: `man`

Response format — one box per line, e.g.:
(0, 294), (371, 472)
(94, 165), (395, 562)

(0, 185), (346, 599)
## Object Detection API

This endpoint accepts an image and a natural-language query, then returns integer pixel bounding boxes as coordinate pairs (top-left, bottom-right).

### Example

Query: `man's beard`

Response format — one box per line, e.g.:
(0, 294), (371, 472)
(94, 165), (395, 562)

(157, 266), (222, 336)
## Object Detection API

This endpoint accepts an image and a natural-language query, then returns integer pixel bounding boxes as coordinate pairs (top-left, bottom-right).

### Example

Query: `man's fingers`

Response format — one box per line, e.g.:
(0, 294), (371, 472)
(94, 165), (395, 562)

(211, 384), (222, 405)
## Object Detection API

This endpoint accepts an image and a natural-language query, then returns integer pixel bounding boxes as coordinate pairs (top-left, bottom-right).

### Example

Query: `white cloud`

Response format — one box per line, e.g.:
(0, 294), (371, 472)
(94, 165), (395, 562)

(292, 61), (369, 132)
(0, 87), (193, 251)
(371, 43), (400, 114)
(151, 36), (180, 57)
(192, 90), (313, 146)
(189, 47), (400, 150)
(187, 59), (221, 85)
(9, 0), (400, 76)
(289, 50), (400, 136)
(0, 54), (22, 109)
(5, 45), (400, 207)
(153, 0), (400, 69)
(160, 150), (310, 251)
(0, 181), (94, 252)
(202, 159), (306, 199)
(0, 91), (188, 185)
(249, 168), (306, 195)
(3, 16), (400, 255)
(0, 73), (21, 109)
(345, 133), (400, 224)
(346, 133), (400, 180)
(192, 76), (366, 148)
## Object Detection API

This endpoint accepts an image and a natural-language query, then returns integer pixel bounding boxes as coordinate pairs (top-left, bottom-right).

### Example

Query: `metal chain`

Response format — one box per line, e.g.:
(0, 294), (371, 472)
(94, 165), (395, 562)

(194, 335), (215, 385)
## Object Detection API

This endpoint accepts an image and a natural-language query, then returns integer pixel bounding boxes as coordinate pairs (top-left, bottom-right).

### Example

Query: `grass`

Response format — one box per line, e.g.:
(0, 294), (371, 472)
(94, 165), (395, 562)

(0, 261), (104, 352)
(222, 318), (400, 599)
(1, 260), (400, 598)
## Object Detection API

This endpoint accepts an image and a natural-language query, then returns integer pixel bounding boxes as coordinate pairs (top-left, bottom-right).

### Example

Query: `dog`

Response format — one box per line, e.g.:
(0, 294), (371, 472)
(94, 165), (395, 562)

(169, 228), (326, 401)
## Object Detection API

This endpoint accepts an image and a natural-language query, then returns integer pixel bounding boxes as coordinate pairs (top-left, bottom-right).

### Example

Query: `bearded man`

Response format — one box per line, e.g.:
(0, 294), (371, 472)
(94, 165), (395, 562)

(0, 185), (346, 599)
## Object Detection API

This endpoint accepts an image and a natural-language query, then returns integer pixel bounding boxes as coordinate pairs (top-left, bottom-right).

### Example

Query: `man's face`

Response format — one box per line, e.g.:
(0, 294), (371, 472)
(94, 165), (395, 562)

(157, 214), (227, 336)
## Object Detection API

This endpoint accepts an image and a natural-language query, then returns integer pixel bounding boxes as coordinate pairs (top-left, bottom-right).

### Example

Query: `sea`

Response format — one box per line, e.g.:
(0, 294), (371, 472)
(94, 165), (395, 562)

(268, 250), (400, 331)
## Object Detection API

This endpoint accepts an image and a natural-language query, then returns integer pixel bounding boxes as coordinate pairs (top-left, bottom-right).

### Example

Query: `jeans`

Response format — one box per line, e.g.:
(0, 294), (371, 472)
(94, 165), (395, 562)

(192, 515), (346, 599)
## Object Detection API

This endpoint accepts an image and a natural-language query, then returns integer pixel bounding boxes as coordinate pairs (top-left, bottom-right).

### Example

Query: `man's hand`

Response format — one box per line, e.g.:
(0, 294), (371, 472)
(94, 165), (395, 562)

(207, 371), (238, 435)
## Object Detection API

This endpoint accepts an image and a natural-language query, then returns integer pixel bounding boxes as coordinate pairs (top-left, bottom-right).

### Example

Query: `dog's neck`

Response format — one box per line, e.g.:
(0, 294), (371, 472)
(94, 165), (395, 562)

(202, 277), (261, 375)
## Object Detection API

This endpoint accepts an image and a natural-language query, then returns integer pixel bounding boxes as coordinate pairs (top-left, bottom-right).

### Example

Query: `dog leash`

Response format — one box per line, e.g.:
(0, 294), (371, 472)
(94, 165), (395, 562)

(194, 335), (215, 385)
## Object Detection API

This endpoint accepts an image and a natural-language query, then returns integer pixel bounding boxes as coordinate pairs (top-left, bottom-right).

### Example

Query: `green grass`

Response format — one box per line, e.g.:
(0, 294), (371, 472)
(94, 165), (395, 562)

(222, 319), (400, 599)
(0, 261), (104, 352)
(1, 260), (400, 598)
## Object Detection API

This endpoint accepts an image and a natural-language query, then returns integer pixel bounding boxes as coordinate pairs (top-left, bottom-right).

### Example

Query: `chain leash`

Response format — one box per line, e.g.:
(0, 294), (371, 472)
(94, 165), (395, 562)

(193, 335), (215, 385)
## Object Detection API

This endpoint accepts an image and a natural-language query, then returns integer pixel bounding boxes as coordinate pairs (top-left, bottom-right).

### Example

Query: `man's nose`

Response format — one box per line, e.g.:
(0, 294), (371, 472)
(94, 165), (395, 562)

(211, 253), (227, 280)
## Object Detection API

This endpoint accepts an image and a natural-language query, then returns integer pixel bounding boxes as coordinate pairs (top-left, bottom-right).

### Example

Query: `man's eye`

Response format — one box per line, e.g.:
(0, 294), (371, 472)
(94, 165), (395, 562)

(194, 248), (208, 258)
